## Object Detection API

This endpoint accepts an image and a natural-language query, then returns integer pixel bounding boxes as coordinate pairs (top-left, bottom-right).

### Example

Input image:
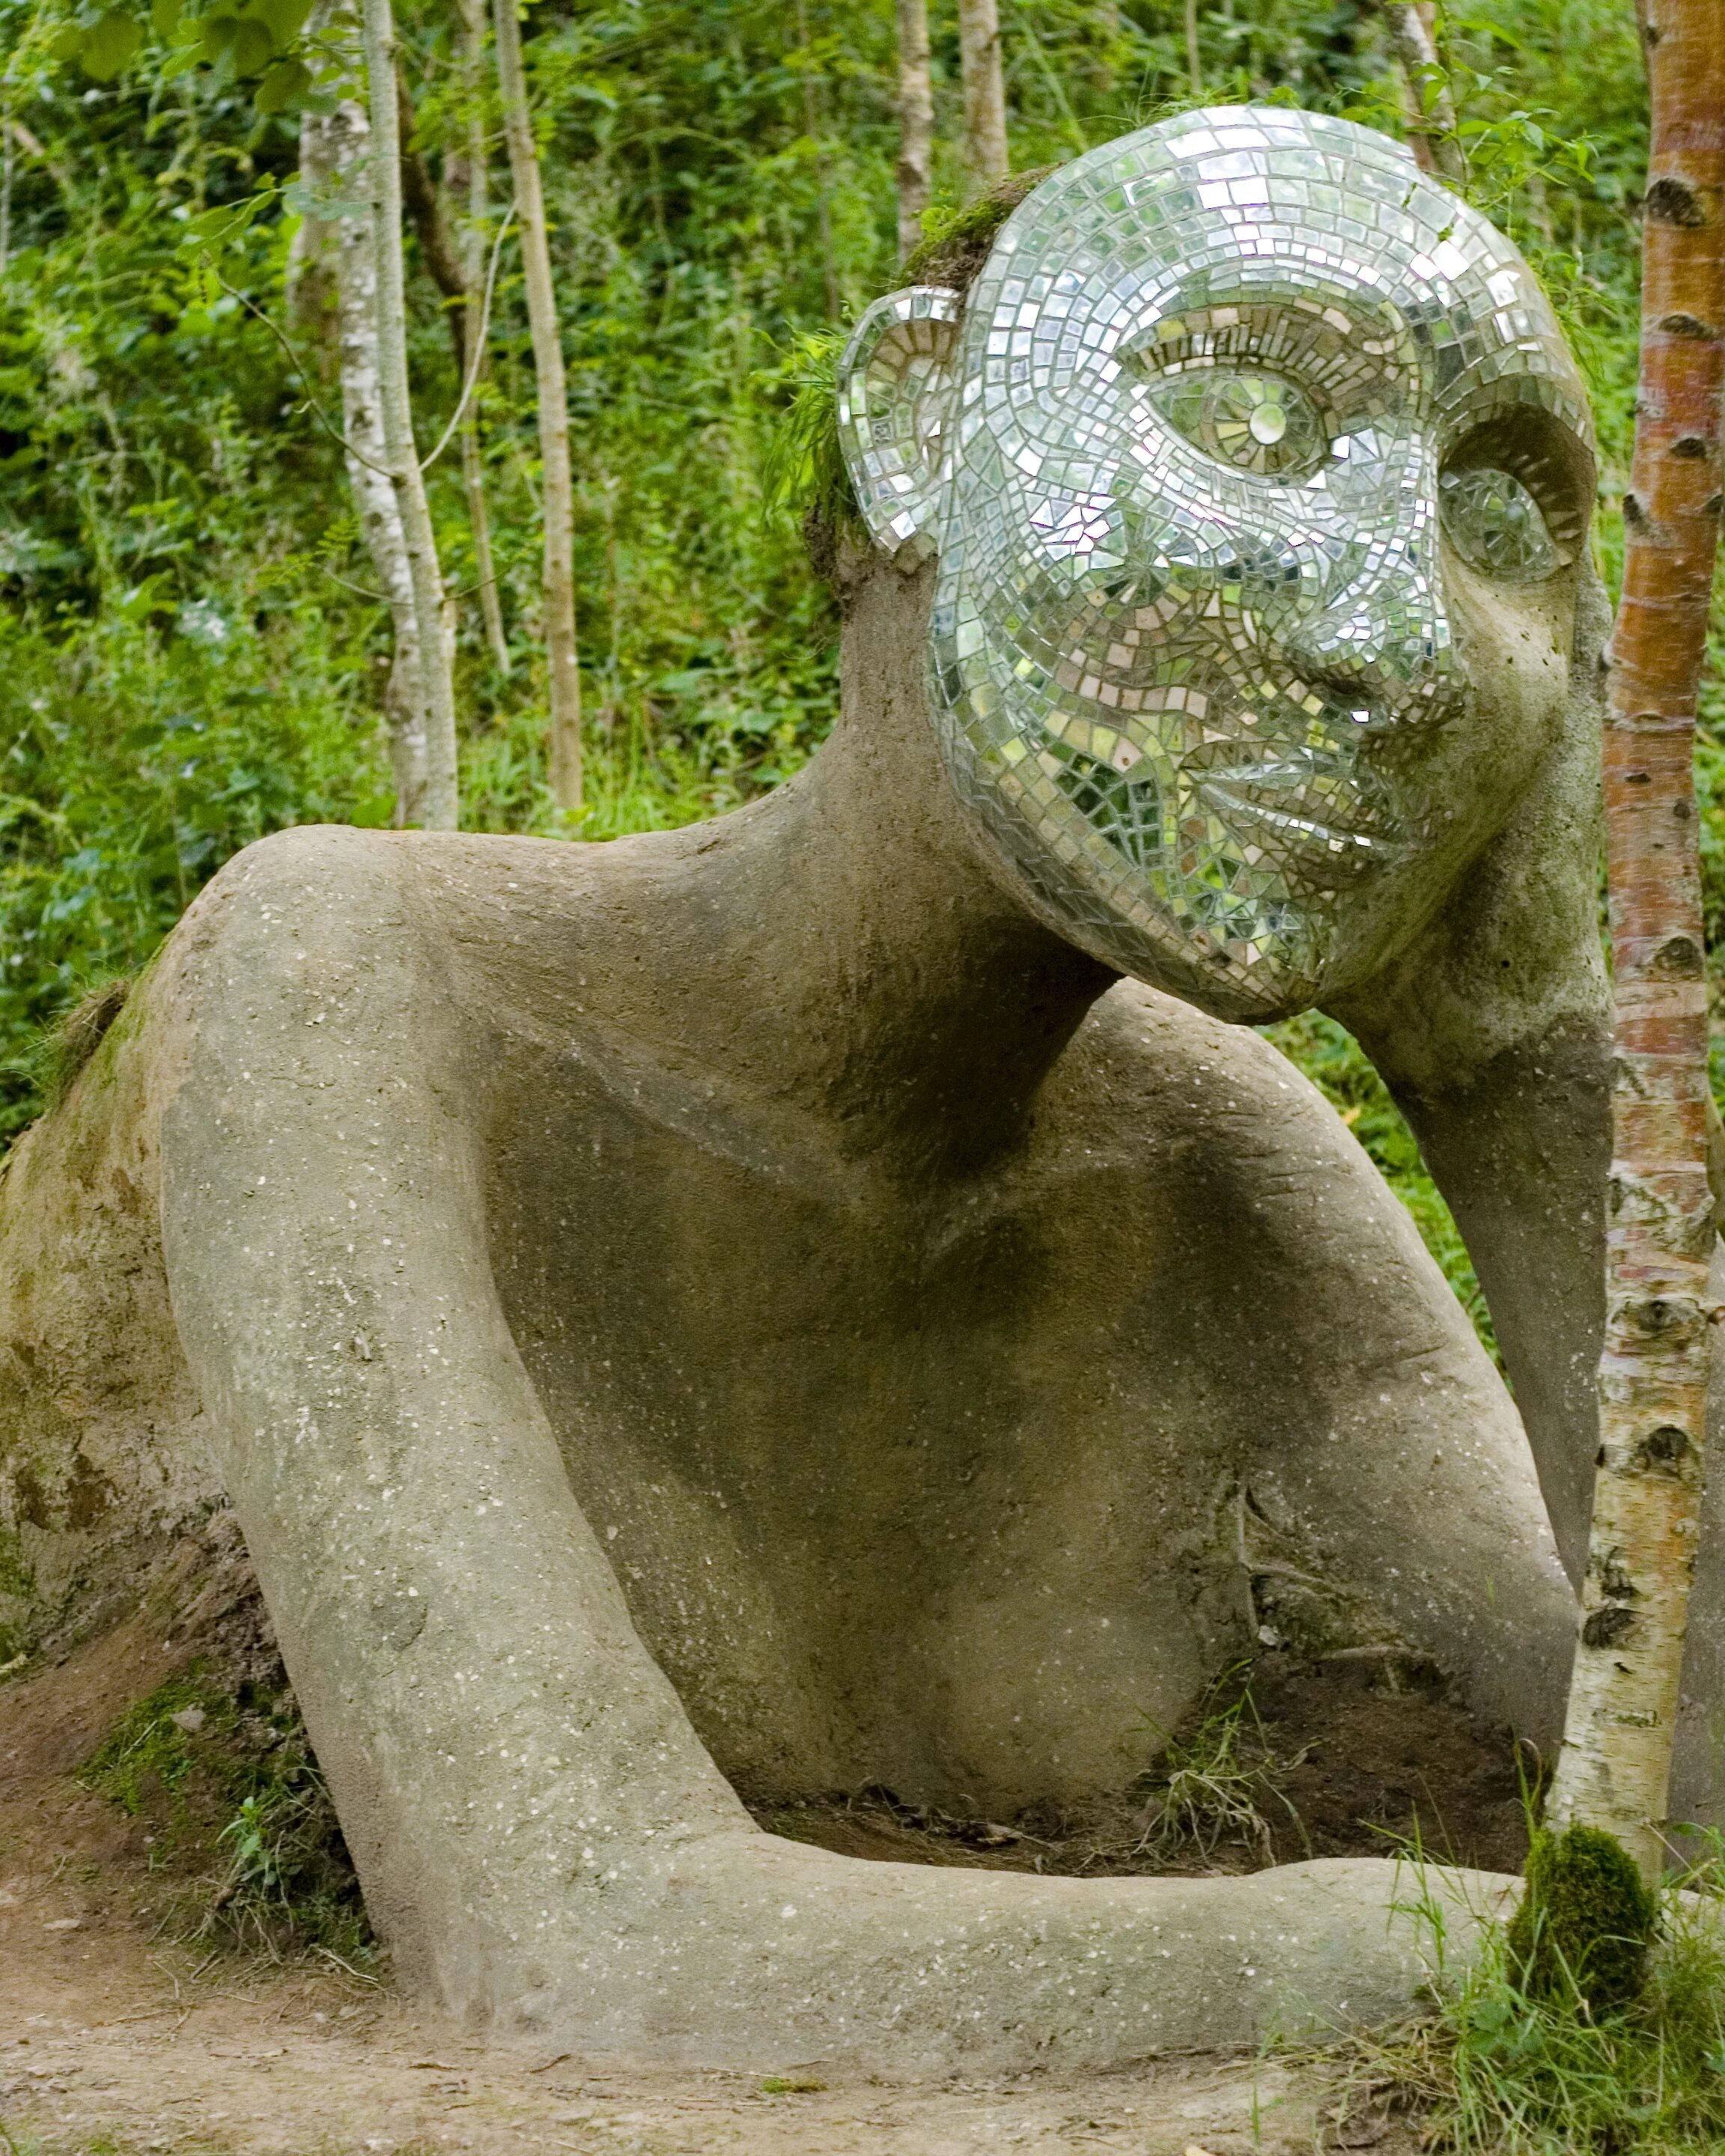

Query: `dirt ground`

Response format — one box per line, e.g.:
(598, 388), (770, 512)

(0, 1596), (1494, 2156)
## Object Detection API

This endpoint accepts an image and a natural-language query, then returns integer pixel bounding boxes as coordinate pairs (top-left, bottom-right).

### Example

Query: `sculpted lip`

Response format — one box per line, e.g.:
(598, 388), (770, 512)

(1193, 784), (1393, 876)
(1190, 738), (1399, 856)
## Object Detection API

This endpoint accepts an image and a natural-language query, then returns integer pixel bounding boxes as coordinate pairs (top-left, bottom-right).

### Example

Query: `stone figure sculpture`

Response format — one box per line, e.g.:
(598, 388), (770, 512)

(4, 106), (1723, 2070)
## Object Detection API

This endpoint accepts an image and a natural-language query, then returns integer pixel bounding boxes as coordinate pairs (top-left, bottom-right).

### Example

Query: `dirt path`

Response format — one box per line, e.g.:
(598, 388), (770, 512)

(0, 1943), (1333, 2156)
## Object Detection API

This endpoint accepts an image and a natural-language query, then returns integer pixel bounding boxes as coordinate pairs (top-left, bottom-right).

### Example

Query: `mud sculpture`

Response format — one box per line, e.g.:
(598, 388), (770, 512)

(5, 108), (1723, 2070)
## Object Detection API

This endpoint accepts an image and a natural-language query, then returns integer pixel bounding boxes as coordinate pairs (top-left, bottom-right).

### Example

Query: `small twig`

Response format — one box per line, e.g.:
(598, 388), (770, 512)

(416, 201), (517, 475)
(314, 1943), (382, 1985)
(205, 264), (395, 479)
(205, 198), (514, 485)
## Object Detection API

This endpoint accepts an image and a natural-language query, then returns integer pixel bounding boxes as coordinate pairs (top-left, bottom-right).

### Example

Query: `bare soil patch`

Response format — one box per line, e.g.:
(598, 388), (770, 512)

(757, 1653), (1530, 1883)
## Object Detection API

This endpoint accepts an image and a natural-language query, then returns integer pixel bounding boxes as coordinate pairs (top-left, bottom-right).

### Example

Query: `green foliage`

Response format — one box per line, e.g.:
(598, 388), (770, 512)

(79, 1666), (373, 1961)
(1342, 1863), (1725, 2155)
(758, 327), (859, 538)
(0, 0), (1685, 1377)
(1507, 1823), (1658, 2016)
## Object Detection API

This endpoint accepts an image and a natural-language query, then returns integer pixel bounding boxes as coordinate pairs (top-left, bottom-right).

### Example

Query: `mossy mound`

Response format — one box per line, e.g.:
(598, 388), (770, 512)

(79, 1662), (372, 1962)
(1508, 1822), (1658, 2013)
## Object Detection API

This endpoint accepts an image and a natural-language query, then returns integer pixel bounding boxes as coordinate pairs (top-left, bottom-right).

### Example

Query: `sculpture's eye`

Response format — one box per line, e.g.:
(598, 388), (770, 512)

(1149, 369), (1327, 481)
(1438, 466), (1557, 582)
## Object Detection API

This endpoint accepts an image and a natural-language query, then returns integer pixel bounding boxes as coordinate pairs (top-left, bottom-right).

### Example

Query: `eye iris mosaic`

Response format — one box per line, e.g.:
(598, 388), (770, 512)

(838, 108), (1592, 1016)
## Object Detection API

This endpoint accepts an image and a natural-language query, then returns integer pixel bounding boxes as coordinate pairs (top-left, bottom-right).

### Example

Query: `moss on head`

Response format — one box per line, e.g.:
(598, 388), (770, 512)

(1508, 1821), (1658, 2014)
(766, 167), (1064, 556)
(898, 168), (1061, 293)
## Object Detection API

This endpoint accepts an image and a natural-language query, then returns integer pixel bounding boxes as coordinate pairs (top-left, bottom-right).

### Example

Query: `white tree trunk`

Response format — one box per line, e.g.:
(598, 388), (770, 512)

(895, 0), (933, 261)
(361, 0), (460, 829)
(301, 100), (428, 826)
(1545, 0), (1725, 1884)
(456, 0), (511, 678)
(958, 0), (1008, 193)
(1379, 2), (1464, 181)
(493, 0), (582, 812)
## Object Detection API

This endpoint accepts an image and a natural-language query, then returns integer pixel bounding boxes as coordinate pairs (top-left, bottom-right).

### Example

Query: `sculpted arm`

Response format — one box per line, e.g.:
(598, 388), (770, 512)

(1331, 567), (1613, 1583)
(157, 826), (751, 2010)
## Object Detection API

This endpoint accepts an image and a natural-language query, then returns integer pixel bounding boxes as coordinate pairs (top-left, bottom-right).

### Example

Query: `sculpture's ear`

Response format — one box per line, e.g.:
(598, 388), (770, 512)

(836, 287), (963, 564)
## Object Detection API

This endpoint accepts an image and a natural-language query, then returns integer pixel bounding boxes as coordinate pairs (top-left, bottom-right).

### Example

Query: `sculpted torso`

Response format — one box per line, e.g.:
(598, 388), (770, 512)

(10, 107), (1725, 2070)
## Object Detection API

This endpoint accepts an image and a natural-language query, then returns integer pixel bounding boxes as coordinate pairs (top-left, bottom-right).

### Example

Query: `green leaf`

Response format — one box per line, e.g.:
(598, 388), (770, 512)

(79, 11), (144, 79)
(150, 0), (181, 35)
(226, 16), (273, 70)
(198, 11), (242, 58)
(249, 0), (314, 48)
(48, 23), (85, 60)
(253, 55), (309, 111)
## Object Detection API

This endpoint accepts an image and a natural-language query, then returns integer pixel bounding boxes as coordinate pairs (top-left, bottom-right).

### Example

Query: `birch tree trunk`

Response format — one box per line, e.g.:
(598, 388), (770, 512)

(1546, 0), (1725, 1883)
(493, 0), (582, 814)
(395, 46), (511, 679)
(361, 0), (460, 829)
(1184, 0), (1200, 96)
(958, 0), (1008, 193)
(300, 99), (429, 826)
(457, 0), (511, 676)
(895, 0), (932, 262)
(1379, 1), (1464, 183)
(794, 0), (839, 320)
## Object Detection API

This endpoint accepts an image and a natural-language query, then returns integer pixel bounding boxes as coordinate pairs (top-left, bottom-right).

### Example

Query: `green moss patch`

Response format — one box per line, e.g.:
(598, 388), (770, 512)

(1508, 1822), (1658, 2015)
(79, 1664), (372, 1964)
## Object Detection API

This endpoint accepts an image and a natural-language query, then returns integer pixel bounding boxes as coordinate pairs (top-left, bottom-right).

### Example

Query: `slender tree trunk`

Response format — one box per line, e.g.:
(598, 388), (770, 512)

(493, 0), (582, 813)
(794, 0), (840, 319)
(1546, 0), (1725, 1883)
(395, 40), (512, 680)
(361, 0), (460, 829)
(1092, 0), (1119, 92)
(1379, 1), (1464, 182)
(457, 0), (511, 676)
(1184, 0), (1201, 95)
(895, 0), (933, 262)
(301, 99), (429, 825)
(958, 0), (1008, 193)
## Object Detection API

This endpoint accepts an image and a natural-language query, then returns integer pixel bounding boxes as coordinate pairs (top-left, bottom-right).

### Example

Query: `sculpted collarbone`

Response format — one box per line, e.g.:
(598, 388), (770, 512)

(838, 105), (1596, 1022)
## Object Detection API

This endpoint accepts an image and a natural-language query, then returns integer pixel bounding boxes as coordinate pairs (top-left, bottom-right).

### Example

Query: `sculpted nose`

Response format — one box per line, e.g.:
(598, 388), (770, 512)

(1279, 536), (1465, 727)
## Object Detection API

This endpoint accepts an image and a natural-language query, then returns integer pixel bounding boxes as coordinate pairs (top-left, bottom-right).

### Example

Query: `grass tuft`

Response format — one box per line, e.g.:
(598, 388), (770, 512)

(759, 328), (862, 540)
(1330, 1859), (1725, 2154)
(1132, 1660), (1304, 1864)
(79, 1666), (372, 1964)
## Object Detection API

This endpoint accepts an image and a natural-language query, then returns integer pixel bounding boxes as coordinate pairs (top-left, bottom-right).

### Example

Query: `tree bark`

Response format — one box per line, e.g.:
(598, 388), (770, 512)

(361, 0), (460, 830)
(300, 99), (429, 826)
(493, 0), (582, 814)
(1546, 0), (1725, 1881)
(457, 0), (511, 677)
(895, 0), (933, 262)
(1184, 0), (1200, 96)
(958, 0), (1008, 193)
(395, 43), (511, 678)
(1378, 2), (1464, 183)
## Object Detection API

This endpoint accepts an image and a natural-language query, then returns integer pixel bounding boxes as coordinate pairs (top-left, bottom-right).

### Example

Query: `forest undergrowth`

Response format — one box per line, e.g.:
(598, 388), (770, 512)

(0, 0), (1706, 1345)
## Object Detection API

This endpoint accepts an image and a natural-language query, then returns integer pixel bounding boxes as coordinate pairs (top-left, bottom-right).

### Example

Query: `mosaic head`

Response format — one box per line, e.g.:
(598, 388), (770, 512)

(836, 107), (1595, 1020)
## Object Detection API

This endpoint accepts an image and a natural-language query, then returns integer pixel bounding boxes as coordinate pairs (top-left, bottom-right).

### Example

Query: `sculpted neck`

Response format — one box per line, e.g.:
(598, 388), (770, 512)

(657, 549), (1116, 1172)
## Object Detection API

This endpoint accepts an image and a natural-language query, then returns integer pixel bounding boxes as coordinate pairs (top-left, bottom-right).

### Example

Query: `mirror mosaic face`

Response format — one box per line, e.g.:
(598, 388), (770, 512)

(838, 108), (1593, 1017)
